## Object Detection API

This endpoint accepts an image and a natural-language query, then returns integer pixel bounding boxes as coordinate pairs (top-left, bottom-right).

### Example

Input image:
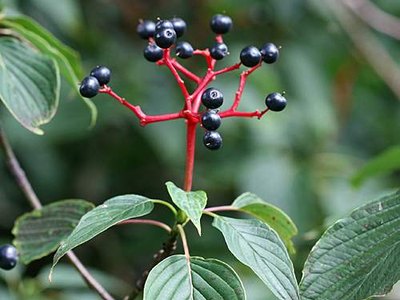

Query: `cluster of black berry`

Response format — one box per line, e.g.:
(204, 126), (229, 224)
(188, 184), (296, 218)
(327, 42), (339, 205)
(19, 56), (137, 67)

(79, 66), (111, 98)
(0, 244), (18, 270)
(201, 87), (223, 150)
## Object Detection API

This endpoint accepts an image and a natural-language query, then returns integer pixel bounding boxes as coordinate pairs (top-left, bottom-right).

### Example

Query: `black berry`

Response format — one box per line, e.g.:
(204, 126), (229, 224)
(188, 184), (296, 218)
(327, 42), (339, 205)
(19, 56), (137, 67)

(201, 87), (224, 109)
(155, 28), (177, 49)
(0, 244), (18, 270)
(210, 42), (228, 60)
(210, 14), (232, 34)
(144, 43), (164, 62)
(170, 17), (186, 38)
(80, 76), (100, 98)
(265, 92), (287, 111)
(260, 43), (279, 64)
(240, 46), (261, 67)
(175, 41), (193, 59)
(201, 110), (221, 131)
(155, 20), (174, 32)
(203, 131), (222, 150)
(137, 20), (156, 39)
(90, 66), (111, 86)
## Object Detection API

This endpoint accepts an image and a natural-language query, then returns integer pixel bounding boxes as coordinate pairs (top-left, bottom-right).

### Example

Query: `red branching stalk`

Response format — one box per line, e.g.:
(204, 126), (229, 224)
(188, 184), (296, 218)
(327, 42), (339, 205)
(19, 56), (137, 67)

(99, 44), (270, 191)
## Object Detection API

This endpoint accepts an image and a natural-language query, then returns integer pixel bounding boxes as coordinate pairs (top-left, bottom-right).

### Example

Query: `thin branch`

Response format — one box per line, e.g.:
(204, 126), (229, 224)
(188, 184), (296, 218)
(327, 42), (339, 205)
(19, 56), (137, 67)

(204, 205), (240, 213)
(118, 219), (172, 233)
(177, 224), (193, 297)
(342, 0), (400, 40)
(0, 127), (115, 300)
(328, 0), (400, 100)
(171, 60), (201, 83)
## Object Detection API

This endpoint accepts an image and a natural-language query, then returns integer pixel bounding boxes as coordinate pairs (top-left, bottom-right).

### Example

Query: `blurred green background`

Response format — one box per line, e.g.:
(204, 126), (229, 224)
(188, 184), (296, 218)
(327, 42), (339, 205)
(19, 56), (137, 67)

(0, 0), (399, 299)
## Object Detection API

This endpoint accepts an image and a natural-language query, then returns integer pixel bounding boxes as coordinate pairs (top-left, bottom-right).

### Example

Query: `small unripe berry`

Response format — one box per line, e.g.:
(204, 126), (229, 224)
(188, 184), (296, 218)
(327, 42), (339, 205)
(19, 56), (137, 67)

(201, 87), (224, 109)
(0, 244), (18, 270)
(144, 43), (164, 62)
(240, 46), (261, 67)
(260, 43), (279, 64)
(265, 92), (287, 111)
(203, 131), (222, 150)
(155, 20), (174, 32)
(201, 110), (221, 131)
(170, 17), (186, 38)
(80, 76), (100, 98)
(210, 14), (232, 34)
(155, 28), (177, 49)
(90, 66), (111, 86)
(210, 42), (228, 60)
(175, 41), (193, 59)
(137, 20), (156, 39)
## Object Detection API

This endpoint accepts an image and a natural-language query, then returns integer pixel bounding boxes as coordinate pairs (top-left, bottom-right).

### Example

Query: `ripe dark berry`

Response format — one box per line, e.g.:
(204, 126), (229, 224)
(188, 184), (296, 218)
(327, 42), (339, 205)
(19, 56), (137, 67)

(155, 20), (174, 32)
(201, 110), (221, 131)
(80, 76), (100, 98)
(265, 92), (287, 111)
(155, 28), (177, 49)
(170, 17), (186, 38)
(90, 66), (111, 86)
(144, 43), (164, 62)
(0, 244), (18, 270)
(240, 46), (261, 67)
(137, 20), (156, 39)
(175, 41), (193, 59)
(203, 131), (222, 150)
(210, 14), (232, 34)
(201, 87), (224, 109)
(260, 43), (279, 64)
(210, 42), (228, 60)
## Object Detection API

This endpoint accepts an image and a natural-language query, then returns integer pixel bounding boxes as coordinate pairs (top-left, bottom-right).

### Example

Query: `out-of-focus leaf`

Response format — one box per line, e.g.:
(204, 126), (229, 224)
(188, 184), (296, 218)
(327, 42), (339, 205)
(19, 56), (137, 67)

(13, 200), (94, 264)
(351, 145), (400, 187)
(0, 37), (59, 134)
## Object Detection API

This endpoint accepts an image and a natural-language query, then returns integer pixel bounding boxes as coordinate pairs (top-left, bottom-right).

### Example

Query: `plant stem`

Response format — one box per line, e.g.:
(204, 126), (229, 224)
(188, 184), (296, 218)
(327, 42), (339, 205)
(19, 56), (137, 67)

(118, 219), (172, 233)
(0, 127), (115, 300)
(184, 121), (197, 191)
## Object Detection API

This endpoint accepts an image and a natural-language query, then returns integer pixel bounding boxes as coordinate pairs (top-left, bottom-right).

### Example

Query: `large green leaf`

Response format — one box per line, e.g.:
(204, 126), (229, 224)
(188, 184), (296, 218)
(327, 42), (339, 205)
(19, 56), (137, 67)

(0, 37), (60, 134)
(213, 216), (299, 300)
(12, 200), (94, 264)
(144, 255), (246, 300)
(51, 194), (154, 276)
(0, 15), (97, 126)
(166, 181), (207, 235)
(300, 190), (400, 300)
(232, 193), (298, 254)
(351, 145), (400, 187)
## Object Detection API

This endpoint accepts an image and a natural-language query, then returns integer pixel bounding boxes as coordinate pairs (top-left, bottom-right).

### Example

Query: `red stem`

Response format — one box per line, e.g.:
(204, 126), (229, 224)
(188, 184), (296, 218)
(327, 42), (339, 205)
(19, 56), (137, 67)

(171, 60), (201, 83)
(184, 121), (197, 191)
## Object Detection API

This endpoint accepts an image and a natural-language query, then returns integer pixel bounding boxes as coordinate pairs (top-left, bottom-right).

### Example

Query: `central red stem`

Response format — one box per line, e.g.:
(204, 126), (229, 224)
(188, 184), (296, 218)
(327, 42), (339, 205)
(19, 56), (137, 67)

(184, 121), (197, 191)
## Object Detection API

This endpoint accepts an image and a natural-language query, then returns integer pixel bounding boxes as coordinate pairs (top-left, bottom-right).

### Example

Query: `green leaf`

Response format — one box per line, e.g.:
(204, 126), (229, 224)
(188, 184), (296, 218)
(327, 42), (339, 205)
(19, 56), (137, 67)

(144, 255), (246, 300)
(0, 16), (97, 126)
(166, 181), (207, 235)
(51, 194), (154, 276)
(12, 200), (94, 264)
(232, 192), (298, 254)
(300, 190), (400, 300)
(0, 37), (60, 134)
(213, 216), (299, 300)
(351, 145), (400, 187)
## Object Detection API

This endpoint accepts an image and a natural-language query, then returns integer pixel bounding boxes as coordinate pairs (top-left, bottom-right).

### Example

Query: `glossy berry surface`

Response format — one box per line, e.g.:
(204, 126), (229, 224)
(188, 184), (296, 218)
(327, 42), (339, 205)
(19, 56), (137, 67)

(0, 245), (18, 270)
(265, 92), (287, 111)
(155, 20), (174, 32)
(210, 42), (228, 60)
(90, 66), (111, 86)
(80, 76), (100, 98)
(170, 17), (186, 38)
(201, 110), (221, 131)
(240, 46), (261, 67)
(144, 43), (164, 62)
(155, 28), (177, 49)
(175, 41), (193, 59)
(260, 43), (279, 64)
(201, 87), (224, 109)
(203, 131), (222, 150)
(137, 20), (156, 39)
(210, 14), (232, 34)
